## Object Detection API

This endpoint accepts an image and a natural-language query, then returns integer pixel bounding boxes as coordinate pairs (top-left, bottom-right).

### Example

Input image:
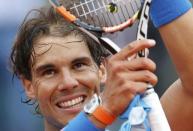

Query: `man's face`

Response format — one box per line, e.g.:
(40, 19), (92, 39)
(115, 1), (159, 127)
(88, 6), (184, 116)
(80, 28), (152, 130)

(23, 34), (104, 129)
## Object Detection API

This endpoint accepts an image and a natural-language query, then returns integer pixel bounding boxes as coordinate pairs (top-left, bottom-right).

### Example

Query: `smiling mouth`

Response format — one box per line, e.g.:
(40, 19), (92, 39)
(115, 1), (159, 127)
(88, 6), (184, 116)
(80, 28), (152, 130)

(56, 96), (85, 110)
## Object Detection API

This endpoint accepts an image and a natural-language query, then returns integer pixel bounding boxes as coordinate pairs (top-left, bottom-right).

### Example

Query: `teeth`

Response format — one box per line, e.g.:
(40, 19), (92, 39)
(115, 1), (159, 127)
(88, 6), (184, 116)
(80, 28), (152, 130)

(58, 96), (84, 108)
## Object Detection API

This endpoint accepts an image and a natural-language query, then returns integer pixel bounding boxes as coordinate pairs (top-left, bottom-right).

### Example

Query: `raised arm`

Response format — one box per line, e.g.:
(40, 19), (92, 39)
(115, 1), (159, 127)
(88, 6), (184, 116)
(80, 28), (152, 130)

(150, 0), (193, 130)
(62, 39), (157, 131)
(159, 8), (193, 94)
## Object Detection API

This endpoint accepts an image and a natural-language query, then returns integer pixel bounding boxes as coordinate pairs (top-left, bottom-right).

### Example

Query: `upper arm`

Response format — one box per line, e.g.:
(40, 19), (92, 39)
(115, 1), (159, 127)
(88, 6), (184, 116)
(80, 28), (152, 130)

(158, 9), (193, 94)
(159, 10), (193, 129)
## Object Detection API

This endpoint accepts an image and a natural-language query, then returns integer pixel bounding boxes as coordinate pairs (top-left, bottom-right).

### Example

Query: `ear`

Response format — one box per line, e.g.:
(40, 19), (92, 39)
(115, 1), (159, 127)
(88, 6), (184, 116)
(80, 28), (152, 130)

(98, 62), (107, 84)
(21, 78), (36, 99)
(95, 63), (107, 95)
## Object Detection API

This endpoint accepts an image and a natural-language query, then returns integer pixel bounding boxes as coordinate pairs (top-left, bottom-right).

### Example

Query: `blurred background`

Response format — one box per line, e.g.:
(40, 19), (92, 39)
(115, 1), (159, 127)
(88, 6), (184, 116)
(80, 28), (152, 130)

(0, 0), (192, 130)
(0, 0), (46, 130)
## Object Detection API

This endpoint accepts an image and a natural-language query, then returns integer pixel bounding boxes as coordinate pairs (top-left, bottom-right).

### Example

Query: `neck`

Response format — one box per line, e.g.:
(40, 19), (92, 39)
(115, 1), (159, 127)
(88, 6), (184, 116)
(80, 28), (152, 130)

(44, 120), (61, 131)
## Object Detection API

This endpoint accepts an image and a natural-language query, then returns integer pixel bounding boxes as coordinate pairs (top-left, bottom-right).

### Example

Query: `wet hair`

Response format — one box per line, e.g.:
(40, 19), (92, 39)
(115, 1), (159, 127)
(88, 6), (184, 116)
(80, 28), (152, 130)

(10, 7), (109, 81)
(10, 6), (109, 114)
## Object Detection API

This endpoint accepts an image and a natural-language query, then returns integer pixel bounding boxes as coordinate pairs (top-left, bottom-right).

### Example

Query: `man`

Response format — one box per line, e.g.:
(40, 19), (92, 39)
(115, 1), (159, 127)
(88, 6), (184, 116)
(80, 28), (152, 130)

(10, 7), (157, 131)
(11, 0), (193, 131)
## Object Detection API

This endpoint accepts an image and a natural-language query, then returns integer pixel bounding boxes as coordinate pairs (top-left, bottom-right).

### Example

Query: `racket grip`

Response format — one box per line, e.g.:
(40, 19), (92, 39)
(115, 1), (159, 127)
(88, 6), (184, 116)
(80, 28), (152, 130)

(142, 86), (171, 131)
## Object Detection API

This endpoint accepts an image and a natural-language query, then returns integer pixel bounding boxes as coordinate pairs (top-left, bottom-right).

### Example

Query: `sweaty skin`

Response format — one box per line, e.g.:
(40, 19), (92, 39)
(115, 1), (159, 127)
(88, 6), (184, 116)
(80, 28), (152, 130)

(159, 9), (193, 131)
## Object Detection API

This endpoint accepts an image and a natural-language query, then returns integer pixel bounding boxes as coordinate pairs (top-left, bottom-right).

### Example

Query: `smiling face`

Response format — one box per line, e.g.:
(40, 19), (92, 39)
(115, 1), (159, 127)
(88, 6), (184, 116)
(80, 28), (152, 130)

(22, 34), (105, 130)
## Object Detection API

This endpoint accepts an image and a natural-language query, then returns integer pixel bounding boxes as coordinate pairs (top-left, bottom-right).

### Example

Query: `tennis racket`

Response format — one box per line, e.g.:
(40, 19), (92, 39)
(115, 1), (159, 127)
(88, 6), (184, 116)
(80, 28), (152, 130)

(48, 0), (171, 130)
(49, 0), (143, 33)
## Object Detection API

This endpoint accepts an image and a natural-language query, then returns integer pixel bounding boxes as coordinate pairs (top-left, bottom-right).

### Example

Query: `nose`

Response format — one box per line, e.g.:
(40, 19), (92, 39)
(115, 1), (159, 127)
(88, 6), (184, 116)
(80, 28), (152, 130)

(57, 69), (79, 91)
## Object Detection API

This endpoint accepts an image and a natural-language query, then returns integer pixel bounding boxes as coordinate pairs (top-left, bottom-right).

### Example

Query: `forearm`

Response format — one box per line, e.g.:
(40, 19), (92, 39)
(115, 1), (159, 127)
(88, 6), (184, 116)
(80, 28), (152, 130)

(160, 79), (193, 131)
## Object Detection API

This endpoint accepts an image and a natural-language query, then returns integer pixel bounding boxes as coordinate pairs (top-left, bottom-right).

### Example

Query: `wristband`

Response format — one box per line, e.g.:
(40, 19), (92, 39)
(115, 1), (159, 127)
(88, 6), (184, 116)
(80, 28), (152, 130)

(150, 0), (192, 28)
(92, 106), (116, 125)
(61, 112), (104, 131)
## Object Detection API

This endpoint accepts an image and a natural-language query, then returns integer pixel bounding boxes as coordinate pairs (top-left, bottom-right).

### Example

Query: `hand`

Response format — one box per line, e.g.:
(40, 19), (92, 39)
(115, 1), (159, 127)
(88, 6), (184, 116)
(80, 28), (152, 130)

(101, 39), (158, 116)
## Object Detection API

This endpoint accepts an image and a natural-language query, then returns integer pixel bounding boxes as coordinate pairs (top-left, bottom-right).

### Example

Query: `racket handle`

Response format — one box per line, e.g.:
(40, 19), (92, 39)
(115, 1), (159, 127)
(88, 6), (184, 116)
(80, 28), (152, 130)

(142, 86), (171, 131)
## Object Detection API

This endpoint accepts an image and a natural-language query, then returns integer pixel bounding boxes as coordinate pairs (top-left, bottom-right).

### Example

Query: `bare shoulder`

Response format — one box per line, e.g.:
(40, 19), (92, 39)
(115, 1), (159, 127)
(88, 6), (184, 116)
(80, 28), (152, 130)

(161, 79), (193, 131)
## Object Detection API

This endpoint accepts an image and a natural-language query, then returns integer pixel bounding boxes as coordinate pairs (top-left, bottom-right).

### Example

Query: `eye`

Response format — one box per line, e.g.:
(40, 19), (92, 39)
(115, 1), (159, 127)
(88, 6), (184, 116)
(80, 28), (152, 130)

(42, 69), (56, 78)
(73, 62), (88, 70)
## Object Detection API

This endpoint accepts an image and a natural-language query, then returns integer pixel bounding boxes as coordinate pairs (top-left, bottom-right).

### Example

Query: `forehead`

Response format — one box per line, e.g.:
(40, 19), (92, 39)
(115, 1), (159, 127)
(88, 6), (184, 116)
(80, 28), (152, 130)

(34, 34), (88, 52)
(32, 35), (92, 66)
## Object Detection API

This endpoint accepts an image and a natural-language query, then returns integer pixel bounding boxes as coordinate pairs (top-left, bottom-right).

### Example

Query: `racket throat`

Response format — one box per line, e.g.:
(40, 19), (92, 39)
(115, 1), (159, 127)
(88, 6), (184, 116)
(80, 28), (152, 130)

(137, 0), (151, 40)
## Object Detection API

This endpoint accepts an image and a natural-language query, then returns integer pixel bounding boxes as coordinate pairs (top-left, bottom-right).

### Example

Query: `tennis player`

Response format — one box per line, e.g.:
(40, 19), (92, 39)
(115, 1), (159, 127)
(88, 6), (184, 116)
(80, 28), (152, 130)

(10, 0), (193, 131)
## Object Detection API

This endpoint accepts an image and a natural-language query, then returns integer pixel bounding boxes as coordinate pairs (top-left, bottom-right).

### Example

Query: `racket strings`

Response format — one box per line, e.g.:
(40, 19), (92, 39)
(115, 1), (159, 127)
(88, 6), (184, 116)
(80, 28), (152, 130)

(69, 0), (143, 28)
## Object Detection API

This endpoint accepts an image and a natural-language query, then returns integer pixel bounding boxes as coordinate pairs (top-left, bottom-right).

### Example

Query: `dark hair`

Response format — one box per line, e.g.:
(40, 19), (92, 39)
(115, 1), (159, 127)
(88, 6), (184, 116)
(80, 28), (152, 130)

(10, 7), (109, 114)
(10, 7), (109, 81)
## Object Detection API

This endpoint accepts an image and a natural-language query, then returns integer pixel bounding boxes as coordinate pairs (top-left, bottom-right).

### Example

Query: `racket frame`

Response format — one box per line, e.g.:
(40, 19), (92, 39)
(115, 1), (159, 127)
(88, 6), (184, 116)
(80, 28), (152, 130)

(49, 0), (144, 33)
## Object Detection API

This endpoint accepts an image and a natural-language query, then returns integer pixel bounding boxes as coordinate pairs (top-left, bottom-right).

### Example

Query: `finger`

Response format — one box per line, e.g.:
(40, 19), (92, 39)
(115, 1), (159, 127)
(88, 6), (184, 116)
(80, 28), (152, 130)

(145, 48), (149, 57)
(121, 70), (158, 86)
(122, 81), (150, 95)
(113, 39), (156, 60)
(111, 58), (156, 72)
(129, 58), (156, 72)
(128, 48), (149, 61)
